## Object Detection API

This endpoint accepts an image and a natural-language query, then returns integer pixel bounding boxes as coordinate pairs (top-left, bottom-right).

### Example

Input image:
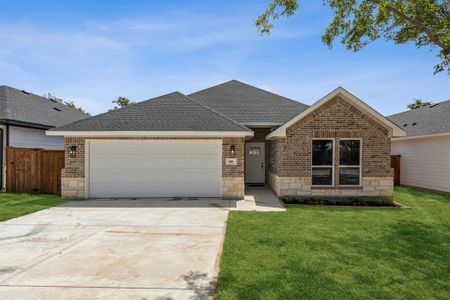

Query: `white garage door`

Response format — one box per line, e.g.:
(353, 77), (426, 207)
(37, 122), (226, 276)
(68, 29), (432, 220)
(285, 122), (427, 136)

(87, 140), (222, 198)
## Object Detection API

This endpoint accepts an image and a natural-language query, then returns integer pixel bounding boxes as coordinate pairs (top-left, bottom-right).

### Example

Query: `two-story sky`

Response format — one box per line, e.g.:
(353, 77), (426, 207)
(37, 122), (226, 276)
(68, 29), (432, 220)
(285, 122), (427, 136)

(0, 0), (448, 116)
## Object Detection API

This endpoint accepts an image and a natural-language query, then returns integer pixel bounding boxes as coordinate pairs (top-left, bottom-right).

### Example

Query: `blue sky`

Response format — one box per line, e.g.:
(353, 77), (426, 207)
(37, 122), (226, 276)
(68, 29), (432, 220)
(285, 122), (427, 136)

(0, 0), (448, 116)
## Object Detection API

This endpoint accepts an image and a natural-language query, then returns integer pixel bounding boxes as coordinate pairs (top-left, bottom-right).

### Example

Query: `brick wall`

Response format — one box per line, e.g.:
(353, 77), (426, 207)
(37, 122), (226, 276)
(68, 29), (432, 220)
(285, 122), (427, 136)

(268, 138), (285, 175)
(268, 95), (393, 198)
(222, 137), (245, 177)
(247, 128), (272, 143)
(62, 137), (85, 178)
(272, 95), (392, 178)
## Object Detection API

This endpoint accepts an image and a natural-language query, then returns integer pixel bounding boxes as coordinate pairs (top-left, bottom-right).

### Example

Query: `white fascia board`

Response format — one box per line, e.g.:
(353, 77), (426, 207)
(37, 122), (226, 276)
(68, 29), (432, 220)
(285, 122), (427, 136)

(391, 132), (450, 141)
(266, 87), (406, 140)
(46, 130), (254, 137)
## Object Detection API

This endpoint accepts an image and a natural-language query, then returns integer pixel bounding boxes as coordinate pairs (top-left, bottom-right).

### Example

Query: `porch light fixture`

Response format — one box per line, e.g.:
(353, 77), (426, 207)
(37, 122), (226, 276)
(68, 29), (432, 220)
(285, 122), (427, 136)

(230, 144), (235, 158)
(68, 146), (77, 158)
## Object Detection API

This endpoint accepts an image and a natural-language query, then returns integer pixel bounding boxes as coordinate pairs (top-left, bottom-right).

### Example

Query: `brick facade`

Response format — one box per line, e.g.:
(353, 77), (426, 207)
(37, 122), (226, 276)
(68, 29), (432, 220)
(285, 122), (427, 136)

(60, 95), (394, 201)
(268, 95), (394, 199)
(61, 136), (245, 199)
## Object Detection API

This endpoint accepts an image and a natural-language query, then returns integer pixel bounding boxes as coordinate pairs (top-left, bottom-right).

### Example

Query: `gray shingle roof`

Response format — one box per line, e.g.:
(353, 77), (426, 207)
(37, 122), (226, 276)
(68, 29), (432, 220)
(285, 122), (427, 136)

(189, 80), (309, 124)
(0, 85), (90, 128)
(51, 92), (252, 132)
(387, 100), (450, 136)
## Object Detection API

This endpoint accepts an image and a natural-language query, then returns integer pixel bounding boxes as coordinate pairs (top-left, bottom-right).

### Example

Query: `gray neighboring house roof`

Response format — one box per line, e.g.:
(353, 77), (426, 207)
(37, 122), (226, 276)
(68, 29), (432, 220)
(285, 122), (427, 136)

(50, 92), (252, 132)
(0, 85), (90, 129)
(387, 100), (450, 137)
(189, 80), (309, 124)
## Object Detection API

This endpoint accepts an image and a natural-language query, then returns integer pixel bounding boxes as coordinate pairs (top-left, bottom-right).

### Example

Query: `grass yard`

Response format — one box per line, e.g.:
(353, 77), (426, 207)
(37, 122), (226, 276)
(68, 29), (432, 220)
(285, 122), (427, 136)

(0, 193), (66, 222)
(217, 187), (450, 299)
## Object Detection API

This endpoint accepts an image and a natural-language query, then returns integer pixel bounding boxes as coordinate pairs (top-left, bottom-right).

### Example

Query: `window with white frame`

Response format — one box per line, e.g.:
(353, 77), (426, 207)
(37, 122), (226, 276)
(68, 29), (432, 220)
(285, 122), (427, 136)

(312, 139), (334, 186)
(339, 139), (361, 186)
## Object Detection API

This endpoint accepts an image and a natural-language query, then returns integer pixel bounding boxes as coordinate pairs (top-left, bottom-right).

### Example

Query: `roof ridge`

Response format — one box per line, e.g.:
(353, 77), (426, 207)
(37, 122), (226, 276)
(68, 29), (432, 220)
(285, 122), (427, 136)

(183, 94), (252, 132)
(189, 79), (309, 107)
(50, 92), (181, 131)
(188, 80), (237, 96)
(229, 80), (309, 107)
(51, 91), (252, 132)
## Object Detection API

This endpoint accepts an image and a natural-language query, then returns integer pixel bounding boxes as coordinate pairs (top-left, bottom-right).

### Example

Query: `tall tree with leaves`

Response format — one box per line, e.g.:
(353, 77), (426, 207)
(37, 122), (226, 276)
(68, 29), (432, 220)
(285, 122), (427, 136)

(407, 98), (433, 109)
(256, 0), (450, 74)
(45, 93), (87, 113)
(111, 96), (136, 110)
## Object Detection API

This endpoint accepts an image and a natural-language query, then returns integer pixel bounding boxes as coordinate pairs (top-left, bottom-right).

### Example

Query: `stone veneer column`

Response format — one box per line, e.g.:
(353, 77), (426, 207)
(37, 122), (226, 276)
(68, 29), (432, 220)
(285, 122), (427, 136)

(222, 137), (245, 199)
(61, 137), (85, 199)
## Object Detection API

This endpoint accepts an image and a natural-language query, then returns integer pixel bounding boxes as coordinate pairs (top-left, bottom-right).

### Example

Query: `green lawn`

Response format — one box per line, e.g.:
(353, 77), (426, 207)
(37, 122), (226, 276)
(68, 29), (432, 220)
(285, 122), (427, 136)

(217, 187), (450, 299)
(0, 193), (67, 222)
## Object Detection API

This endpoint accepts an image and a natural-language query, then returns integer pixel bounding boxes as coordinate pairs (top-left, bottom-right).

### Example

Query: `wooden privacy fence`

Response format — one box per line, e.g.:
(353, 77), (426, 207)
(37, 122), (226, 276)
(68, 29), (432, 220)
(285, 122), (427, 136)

(6, 147), (65, 195)
(390, 155), (401, 186)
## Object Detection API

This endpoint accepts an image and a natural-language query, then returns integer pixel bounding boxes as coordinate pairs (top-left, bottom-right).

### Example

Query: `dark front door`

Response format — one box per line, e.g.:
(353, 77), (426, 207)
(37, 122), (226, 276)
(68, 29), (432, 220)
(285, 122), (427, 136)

(245, 142), (265, 184)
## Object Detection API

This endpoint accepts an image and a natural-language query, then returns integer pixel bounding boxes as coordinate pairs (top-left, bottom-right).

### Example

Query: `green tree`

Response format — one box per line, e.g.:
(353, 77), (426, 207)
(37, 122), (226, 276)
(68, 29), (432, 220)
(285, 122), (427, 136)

(256, 0), (450, 74)
(45, 93), (87, 113)
(407, 98), (433, 109)
(112, 96), (135, 110)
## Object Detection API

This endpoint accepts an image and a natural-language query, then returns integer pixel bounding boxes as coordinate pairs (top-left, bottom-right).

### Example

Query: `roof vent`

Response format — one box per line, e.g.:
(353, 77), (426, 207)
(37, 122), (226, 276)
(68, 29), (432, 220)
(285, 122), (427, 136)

(429, 103), (439, 108)
(403, 124), (408, 127)
(21, 90), (31, 95)
(412, 122), (417, 126)
(53, 107), (62, 112)
(50, 98), (58, 103)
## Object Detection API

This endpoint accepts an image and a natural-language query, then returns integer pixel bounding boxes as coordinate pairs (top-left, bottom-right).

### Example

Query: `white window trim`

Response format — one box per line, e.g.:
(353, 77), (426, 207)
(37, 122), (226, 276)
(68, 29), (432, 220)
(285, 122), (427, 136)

(338, 138), (362, 187)
(311, 138), (335, 187)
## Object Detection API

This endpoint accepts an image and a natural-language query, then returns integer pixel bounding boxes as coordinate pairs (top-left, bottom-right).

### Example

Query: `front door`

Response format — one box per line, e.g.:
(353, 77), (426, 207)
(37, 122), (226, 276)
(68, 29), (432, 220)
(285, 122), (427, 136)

(245, 142), (265, 184)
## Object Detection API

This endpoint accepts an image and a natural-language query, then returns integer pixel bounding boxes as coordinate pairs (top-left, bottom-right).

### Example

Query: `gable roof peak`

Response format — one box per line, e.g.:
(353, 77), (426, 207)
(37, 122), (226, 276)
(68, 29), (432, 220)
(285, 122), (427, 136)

(267, 87), (406, 139)
(189, 80), (309, 124)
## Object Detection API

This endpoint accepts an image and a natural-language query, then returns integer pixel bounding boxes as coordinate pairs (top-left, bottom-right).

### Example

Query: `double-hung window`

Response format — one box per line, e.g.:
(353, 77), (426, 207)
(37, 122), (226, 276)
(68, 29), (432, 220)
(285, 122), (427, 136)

(312, 139), (334, 186)
(339, 139), (361, 186)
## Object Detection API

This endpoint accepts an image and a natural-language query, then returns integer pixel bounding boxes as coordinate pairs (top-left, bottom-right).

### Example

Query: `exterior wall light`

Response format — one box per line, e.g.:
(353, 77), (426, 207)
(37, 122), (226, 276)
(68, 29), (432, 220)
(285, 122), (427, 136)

(68, 146), (77, 158)
(230, 144), (235, 158)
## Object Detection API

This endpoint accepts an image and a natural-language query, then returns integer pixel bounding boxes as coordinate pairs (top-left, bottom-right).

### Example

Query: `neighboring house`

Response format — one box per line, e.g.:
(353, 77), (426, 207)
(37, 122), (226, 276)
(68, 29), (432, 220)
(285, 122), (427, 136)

(388, 100), (450, 193)
(0, 85), (90, 189)
(47, 80), (405, 200)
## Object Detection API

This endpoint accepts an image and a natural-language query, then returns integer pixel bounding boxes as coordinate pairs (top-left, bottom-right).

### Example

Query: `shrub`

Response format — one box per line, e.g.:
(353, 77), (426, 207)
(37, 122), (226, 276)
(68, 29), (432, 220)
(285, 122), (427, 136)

(282, 196), (395, 207)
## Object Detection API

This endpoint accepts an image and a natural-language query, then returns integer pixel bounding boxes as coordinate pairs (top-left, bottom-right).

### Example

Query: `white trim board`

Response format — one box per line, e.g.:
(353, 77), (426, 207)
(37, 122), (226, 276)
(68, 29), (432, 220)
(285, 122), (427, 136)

(392, 132), (450, 141)
(47, 130), (254, 138)
(266, 87), (406, 140)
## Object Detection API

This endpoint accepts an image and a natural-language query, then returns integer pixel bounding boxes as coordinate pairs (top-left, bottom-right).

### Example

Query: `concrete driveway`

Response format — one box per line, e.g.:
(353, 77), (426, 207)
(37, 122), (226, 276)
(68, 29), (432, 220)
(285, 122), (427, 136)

(0, 199), (230, 300)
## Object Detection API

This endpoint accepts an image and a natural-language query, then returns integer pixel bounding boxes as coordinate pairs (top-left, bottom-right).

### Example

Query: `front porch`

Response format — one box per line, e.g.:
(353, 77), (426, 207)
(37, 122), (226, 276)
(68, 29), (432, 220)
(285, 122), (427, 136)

(235, 185), (285, 211)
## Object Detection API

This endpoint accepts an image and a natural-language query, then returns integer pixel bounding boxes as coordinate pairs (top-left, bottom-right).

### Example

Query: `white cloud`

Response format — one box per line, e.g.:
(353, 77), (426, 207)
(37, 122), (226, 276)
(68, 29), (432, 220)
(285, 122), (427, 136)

(1, 7), (446, 117)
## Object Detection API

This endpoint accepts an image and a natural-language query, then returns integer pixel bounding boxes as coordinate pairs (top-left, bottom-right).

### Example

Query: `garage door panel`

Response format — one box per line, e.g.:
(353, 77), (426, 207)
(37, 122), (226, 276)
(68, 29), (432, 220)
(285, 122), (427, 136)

(91, 158), (219, 169)
(90, 183), (219, 198)
(88, 140), (222, 198)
